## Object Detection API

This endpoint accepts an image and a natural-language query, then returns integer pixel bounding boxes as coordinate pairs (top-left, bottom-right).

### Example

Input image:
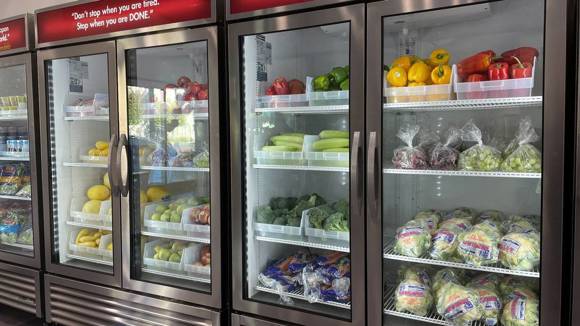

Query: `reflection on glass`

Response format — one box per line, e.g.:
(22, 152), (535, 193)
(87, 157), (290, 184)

(0, 64), (33, 256)
(242, 23), (352, 318)
(47, 54), (113, 272)
(380, 1), (544, 325)
(125, 41), (212, 292)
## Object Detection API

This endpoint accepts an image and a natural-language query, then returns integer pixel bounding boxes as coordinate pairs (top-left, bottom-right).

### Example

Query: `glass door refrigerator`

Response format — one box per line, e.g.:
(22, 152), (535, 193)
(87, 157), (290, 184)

(38, 40), (122, 286)
(0, 14), (43, 317)
(366, 0), (568, 326)
(228, 4), (365, 325)
(117, 27), (222, 308)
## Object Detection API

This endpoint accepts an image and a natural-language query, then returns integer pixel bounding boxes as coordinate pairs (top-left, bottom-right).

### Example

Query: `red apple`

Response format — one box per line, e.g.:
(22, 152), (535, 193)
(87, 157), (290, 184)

(197, 89), (208, 100)
(186, 82), (202, 97)
(265, 85), (276, 96)
(176, 76), (191, 88)
(183, 93), (195, 101)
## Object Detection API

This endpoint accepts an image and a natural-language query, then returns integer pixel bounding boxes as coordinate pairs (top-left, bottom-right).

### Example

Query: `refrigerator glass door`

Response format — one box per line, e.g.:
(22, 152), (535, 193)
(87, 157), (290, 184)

(46, 53), (114, 273)
(378, 1), (545, 325)
(0, 63), (34, 257)
(125, 40), (212, 292)
(241, 23), (353, 318)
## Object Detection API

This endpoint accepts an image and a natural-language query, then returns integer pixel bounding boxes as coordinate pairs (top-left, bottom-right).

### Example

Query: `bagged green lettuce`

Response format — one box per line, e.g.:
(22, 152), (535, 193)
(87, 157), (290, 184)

(395, 265), (433, 316)
(443, 207), (477, 222)
(499, 232), (541, 271)
(477, 210), (505, 224)
(502, 215), (537, 234)
(436, 282), (483, 325)
(433, 268), (464, 299)
(501, 117), (541, 173)
(473, 287), (502, 326)
(413, 209), (441, 235)
(501, 297), (539, 326)
(430, 227), (461, 261)
(394, 222), (431, 258)
(457, 222), (501, 266)
(458, 120), (502, 171)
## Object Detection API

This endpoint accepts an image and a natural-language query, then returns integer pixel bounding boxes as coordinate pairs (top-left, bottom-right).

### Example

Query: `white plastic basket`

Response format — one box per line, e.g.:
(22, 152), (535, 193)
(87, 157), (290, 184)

(306, 76), (349, 106)
(383, 66), (455, 103)
(70, 198), (111, 226)
(306, 151), (349, 167)
(100, 234), (113, 259)
(254, 207), (304, 237)
(68, 229), (102, 257)
(143, 239), (183, 271)
(303, 207), (350, 243)
(183, 243), (211, 275)
(255, 93), (309, 109)
(453, 57), (536, 100)
(143, 202), (184, 232)
(79, 146), (109, 164)
(254, 150), (304, 165)
(182, 205), (211, 236)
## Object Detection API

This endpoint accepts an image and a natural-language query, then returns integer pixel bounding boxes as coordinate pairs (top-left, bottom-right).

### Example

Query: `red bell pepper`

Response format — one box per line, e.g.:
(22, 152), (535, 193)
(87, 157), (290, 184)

(509, 57), (533, 79)
(457, 50), (496, 79)
(466, 74), (488, 82)
(501, 47), (539, 65)
(488, 62), (509, 80)
(272, 77), (290, 95)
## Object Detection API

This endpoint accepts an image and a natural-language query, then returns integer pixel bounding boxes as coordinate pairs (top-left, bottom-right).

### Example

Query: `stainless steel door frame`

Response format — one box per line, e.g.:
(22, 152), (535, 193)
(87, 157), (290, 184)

(44, 274), (220, 325)
(117, 27), (222, 308)
(365, 1), (569, 325)
(38, 40), (121, 287)
(228, 4), (365, 325)
(0, 53), (42, 269)
(231, 313), (286, 326)
(0, 260), (42, 317)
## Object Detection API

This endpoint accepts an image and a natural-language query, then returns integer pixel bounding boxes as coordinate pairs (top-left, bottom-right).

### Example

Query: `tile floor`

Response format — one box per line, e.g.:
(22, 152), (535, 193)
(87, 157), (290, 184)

(0, 304), (43, 326)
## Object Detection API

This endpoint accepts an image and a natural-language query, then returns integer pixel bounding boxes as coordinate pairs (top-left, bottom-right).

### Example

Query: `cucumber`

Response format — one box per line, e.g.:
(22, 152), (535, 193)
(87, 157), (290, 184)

(262, 145), (298, 152)
(272, 140), (303, 151)
(323, 148), (349, 152)
(312, 138), (349, 151)
(271, 135), (303, 144)
(280, 133), (305, 138)
(319, 130), (349, 139)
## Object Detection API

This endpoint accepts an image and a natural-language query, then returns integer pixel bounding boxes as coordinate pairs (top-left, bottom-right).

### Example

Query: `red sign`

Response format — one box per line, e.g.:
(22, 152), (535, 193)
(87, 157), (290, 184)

(230, 0), (314, 14)
(37, 0), (212, 44)
(0, 18), (27, 52)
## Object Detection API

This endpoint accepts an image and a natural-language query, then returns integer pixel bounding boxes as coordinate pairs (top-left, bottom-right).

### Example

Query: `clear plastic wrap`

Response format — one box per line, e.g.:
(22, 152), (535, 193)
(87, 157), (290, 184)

(433, 268), (464, 299)
(474, 287), (502, 326)
(439, 217), (473, 233)
(392, 124), (429, 169)
(502, 215), (537, 234)
(417, 128), (441, 159)
(467, 273), (500, 291)
(498, 276), (539, 303)
(458, 120), (502, 171)
(412, 209), (441, 235)
(430, 127), (462, 170)
(393, 222), (431, 257)
(16, 227), (33, 245)
(457, 222), (501, 266)
(257, 252), (313, 304)
(501, 297), (539, 326)
(435, 282), (483, 326)
(501, 117), (541, 173)
(395, 267), (434, 317)
(499, 232), (541, 271)
(443, 207), (477, 222)
(477, 210), (505, 224)
(303, 252), (351, 303)
(430, 227), (461, 261)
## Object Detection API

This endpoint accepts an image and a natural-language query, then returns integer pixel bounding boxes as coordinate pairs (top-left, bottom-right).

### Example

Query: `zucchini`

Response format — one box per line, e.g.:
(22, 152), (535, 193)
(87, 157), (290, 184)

(323, 148), (349, 152)
(272, 140), (303, 151)
(271, 135), (303, 144)
(262, 145), (298, 152)
(319, 130), (349, 139)
(312, 138), (349, 151)
(280, 133), (305, 138)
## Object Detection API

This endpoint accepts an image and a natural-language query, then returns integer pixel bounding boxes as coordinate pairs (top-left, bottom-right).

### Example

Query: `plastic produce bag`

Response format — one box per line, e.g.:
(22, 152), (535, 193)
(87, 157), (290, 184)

(478, 210), (505, 224)
(501, 297), (539, 326)
(474, 287), (502, 326)
(0, 214), (23, 244)
(439, 218), (473, 233)
(433, 268), (464, 299)
(393, 222), (431, 257)
(417, 128), (440, 158)
(0, 164), (25, 195)
(430, 127), (462, 170)
(498, 276), (538, 302)
(502, 215), (537, 234)
(457, 222), (501, 266)
(392, 124), (429, 169)
(436, 282), (483, 326)
(395, 268), (433, 317)
(430, 227), (461, 261)
(467, 273), (500, 291)
(15, 183), (31, 198)
(17, 227), (33, 245)
(443, 207), (477, 222)
(399, 265), (432, 287)
(413, 209), (441, 235)
(499, 232), (541, 271)
(458, 120), (502, 171)
(501, 117), (541, 172)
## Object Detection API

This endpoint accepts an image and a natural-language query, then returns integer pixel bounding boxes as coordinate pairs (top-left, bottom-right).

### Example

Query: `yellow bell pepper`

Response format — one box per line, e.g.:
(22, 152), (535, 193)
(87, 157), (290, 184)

(391, 55), (415, 71)
(408, 82), (426, 87)
(386, 67), (407, 87)
(429, 48), (451, 65)
(430, 65), (452, 84)
(408, 61), (430, 83)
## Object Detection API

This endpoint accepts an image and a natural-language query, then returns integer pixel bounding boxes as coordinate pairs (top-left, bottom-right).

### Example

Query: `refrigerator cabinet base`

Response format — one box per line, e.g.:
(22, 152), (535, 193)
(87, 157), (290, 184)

(0, 261), (41, 317)
(44, 274), (220, 325)
(231, 313), (286, 326)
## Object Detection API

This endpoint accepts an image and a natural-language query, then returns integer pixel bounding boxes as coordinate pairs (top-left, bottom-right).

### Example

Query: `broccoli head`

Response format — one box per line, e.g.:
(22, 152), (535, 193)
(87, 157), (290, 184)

(273, 216), (287, 225)
(269, 197), (297, 210)
(308, 205), (333, 229)
(324, 212), (349, 232)
(256, 206), (275, 224)
(331, 200), (349, 219)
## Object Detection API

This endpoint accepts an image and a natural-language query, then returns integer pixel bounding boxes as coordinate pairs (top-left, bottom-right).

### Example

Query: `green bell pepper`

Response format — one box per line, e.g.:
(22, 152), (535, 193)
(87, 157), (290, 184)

(313, 75), (330, 91)
(339, 78), (349, 91)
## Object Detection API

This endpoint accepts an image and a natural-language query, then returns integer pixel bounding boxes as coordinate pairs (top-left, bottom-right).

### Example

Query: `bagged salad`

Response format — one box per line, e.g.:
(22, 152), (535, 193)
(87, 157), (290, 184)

(457, 222), (501, 266)
(430, 226), (462, 261)
(499, 231), (541, 271)
(433, 268), (464, 299)
(392, 124), (429, 169)
(413, 209), (441, 235)
(395, 265), (433, 316)
(501, 297), (539, 326)
(443, 207), (477, 222)
(430, 127), (462, 170)
(502, 215), (537, 234)
(393, 221), (431, 257)
(458, 120), (502, 171)
(436, 282), (483, 326)
(501, 117), (541, 173)
(474, 286), (502, 326)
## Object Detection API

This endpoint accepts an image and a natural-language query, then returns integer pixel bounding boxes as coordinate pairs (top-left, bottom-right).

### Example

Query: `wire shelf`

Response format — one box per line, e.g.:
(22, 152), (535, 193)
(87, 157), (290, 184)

(141, 230), (210, 244)
(255, 105), (349, 114)
(256, 280), (351, 310)
(63, 162), (108, 168)
(383, 96), (543, 112)
(255, 235), (350, 252)
(253, 164), (349, 172)
(383, 240), (539, 278)
(383, 168), (541, 179)
(383, 286), (486, 326)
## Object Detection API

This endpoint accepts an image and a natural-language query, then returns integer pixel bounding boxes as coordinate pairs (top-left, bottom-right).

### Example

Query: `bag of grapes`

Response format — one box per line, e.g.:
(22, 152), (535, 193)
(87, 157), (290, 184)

(458, 120), (502, 171)
(430, 127), (462, 170)
(501, 117), (541, 173)
(392, 124), (429, 169)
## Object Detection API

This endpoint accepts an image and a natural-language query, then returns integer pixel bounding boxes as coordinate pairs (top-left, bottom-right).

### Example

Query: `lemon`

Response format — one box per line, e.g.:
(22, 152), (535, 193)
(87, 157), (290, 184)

(103, 173), (110, 189)
(87, 185), (111, 201)
(95, 140), (109, 150)
(146, 186), (168, 202)
(82, 200), (101, 214)
(88, 148), (99, 156)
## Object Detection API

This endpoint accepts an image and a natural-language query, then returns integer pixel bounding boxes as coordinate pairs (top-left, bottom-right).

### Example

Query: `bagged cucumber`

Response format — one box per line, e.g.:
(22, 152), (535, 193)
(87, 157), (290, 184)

(271, 135), (303, 144)
(323, 148), (349, 152)
(319, 130), (349, 139)
(262, 145), (299, 152)
(312, 138), (349, 151)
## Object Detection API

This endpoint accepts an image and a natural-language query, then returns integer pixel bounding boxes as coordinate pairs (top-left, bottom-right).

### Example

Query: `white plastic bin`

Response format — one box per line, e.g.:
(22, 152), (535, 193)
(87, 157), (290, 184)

(254, 150), (304, 165)
(143, 202), (184, 233)
(453, 57), (536, 100)
(306, 151), (349, 167)
(79, 147), (109, 164)
(68, 229), (102, 257)
(255, 93), (309, 108)
(303, 207), (350, 244)
(182, 205), (211, 237)
(100, 234), (113, 260)
(254, 207), (304, 237)
(183, 243), (211, 276)
(143, 239), (183, 271)
(306, 76), (349, 106)
(383, 67), (454, 103)
(70, 197), (111, 226)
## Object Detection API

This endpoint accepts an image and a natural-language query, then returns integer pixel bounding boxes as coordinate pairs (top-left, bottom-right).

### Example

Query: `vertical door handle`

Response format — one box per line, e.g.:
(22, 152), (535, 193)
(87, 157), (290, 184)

(107, 134), (119, 196)
(367, 132), (379, 221)
(351, 131), (363, 215)
(116, 134), (129, 197)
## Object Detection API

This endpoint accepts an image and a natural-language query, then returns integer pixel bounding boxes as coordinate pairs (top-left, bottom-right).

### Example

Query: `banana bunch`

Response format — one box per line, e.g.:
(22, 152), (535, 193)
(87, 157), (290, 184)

(75, 228), (110, 248)
(153, 241), (185, 263)
(88, 140), (109, 157)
